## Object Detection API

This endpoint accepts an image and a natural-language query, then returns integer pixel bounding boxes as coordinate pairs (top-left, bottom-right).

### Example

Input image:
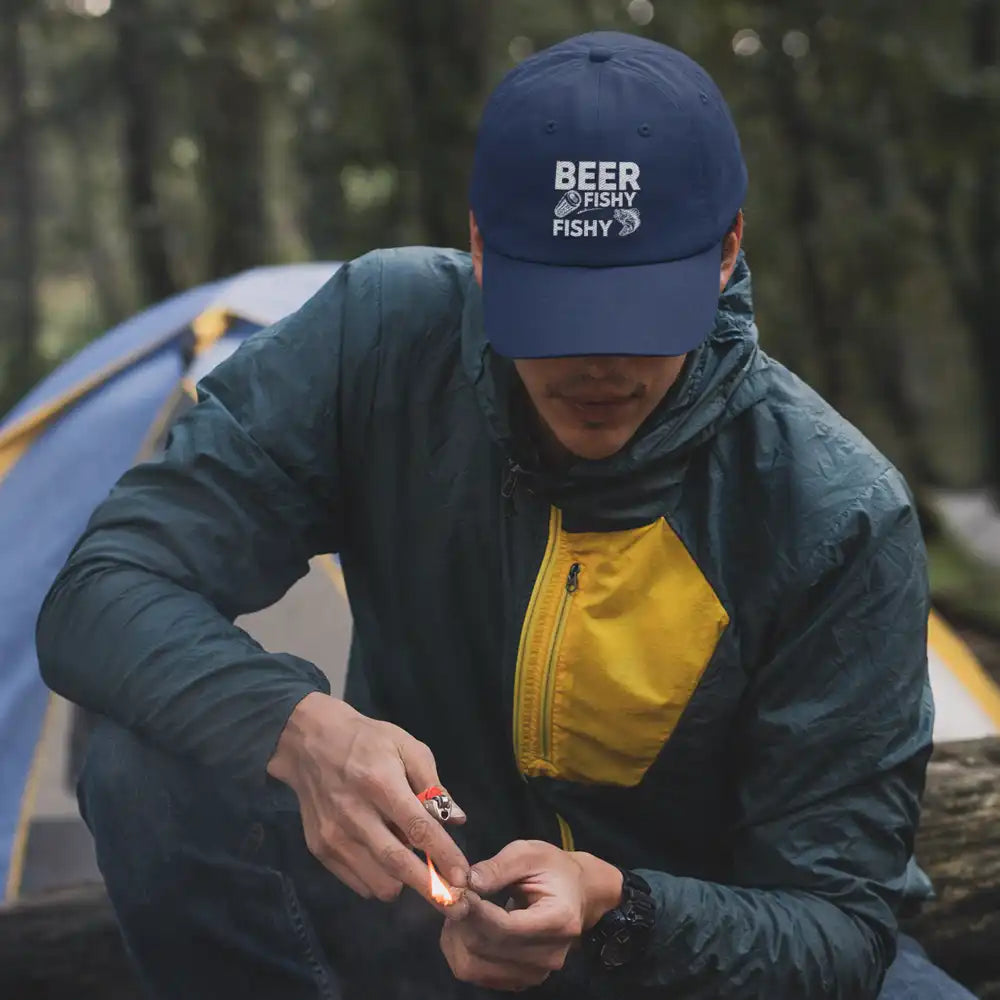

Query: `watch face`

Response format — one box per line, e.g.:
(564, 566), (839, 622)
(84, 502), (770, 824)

(600, 928), (633, 968)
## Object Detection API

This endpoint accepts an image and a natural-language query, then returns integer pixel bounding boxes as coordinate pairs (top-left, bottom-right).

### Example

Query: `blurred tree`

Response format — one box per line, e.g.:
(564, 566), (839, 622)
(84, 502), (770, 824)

(0, 0), (39, 417)
(191, 0), (273, 278)
(110, 0), (176, 302)
(31, 7), (137, 336)
(961, 0), (1000, 486)
(966, 0), (1000, 489)
(643, 1), (968, 488)
(64, 111), (132, 328)
(757, 5), (847, 414)
(282, 4), (347, 259)
(884, 0), (1000, 488)
(0, 0), (998, 511)
(367, 0), (494, 249)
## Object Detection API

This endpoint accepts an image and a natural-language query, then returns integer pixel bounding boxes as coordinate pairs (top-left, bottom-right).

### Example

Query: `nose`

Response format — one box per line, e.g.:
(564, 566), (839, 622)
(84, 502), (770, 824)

(581, 356), (623, 378)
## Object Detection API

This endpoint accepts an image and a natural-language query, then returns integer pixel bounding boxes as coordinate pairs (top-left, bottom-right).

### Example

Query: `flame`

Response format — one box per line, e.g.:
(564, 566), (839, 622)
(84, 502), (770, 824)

(426, 857), (455, 906)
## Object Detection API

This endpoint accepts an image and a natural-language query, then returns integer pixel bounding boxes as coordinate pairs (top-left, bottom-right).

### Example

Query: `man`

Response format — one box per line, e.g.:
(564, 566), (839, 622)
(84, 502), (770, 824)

(37, 31), (973, 1000)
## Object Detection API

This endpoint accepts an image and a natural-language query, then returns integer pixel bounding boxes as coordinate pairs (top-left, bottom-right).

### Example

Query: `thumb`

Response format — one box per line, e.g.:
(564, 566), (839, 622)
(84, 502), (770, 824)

(469, 840), (541, 894)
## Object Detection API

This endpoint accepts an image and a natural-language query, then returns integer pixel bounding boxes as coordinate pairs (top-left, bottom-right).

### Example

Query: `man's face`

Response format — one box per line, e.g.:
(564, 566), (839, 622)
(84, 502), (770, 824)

(513, 354), (687, 461)
(469, 209), (743, 462)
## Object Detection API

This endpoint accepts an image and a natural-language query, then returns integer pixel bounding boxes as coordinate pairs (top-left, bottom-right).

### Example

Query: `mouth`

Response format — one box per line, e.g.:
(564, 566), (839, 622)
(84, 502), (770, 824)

(561, 396), (638, 426)
(563, 392), (638, 409)
(566, 396), (634, 405)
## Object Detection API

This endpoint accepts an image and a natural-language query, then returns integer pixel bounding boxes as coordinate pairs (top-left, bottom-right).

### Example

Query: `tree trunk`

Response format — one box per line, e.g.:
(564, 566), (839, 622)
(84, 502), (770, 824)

(381, 0), (493, 249)
(194, 1), (270, 279)
(759, 13), (846, 412)
(856, 94), (933, 488)
(902, 737), (1000, 998)
(65, 115), (132, 329)
(0, 3), (39, 413)
(110, 0), (176, 304)
(966, 0), (1000, 490)
(294, 88), (346, 258)
(296, 134), (345, 258)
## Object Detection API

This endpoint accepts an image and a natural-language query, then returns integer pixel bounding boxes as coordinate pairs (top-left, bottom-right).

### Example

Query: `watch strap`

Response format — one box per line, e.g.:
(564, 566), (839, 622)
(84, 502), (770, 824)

(584, 868), (656, 970)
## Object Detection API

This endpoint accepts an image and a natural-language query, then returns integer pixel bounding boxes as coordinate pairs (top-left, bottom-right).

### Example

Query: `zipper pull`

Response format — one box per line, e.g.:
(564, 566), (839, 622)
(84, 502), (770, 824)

(566, 562), (581, 593)
(501, 461), (522, 500)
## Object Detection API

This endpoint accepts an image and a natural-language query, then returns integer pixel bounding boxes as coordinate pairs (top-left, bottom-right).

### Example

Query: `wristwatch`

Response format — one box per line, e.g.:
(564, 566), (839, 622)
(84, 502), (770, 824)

(583, 869), (656, 970)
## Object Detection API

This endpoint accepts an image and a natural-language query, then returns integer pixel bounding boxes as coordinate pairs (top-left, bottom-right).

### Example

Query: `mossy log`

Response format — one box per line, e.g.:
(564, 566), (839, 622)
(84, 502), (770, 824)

(1, 738), (998, 998)
(902, 737), (1000, 998)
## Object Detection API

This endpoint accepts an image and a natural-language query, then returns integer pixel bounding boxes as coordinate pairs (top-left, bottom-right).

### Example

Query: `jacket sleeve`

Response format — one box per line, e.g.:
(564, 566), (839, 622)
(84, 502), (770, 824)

(37, 256), (379, 785)
(619, 470), (934, 998)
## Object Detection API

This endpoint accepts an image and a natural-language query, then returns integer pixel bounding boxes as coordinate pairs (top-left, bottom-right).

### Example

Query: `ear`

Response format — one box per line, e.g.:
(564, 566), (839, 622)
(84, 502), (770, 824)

(719, 210), (744, 291)
(470, 211), (484, 287)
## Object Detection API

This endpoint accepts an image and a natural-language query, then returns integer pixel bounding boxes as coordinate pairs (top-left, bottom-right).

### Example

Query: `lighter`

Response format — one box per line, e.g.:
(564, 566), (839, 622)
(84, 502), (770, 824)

(415, 784), (457, 905)
(417, 785), (453, 823)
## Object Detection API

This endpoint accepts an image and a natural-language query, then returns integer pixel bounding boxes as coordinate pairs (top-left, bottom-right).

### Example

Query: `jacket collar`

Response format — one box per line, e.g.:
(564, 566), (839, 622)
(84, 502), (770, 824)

(461, 252), (765, 516)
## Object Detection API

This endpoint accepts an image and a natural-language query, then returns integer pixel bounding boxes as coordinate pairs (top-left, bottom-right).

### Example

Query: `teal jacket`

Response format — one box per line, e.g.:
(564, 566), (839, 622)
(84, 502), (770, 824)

(38, 248), (933, 998)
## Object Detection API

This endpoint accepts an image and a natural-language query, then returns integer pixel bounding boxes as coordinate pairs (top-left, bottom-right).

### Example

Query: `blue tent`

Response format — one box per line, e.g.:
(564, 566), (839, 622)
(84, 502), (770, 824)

(3, 260), (1000, 904)
(0, 263), (343, 901)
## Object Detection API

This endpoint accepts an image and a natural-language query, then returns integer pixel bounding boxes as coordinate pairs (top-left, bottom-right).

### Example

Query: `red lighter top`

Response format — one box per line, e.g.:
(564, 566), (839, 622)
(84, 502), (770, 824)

(417, 785), (445, 803)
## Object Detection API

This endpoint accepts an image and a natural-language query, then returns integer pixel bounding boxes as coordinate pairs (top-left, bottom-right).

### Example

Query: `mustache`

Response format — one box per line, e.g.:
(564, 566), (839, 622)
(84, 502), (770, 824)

(546, 373), (645, 399)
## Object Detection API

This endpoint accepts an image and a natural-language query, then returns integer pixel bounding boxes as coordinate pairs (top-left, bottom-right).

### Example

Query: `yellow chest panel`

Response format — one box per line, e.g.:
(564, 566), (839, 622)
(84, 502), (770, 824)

(513, 507), (730, 786)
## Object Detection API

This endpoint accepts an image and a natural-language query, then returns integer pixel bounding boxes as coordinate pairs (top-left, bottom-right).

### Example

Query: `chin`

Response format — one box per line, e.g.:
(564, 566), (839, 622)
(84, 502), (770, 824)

(561, 431), (632, 461)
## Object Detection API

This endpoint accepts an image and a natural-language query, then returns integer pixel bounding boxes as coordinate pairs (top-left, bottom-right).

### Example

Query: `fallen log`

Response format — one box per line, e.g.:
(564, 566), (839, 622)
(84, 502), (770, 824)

(1, 738), (998, 998)
(0, 883), (138, 999)
(902, 737), (1000, 999)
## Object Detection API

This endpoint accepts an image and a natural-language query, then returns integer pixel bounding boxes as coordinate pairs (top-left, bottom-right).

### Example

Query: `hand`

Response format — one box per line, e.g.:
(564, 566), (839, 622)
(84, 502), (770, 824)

(440, 839), (623, 992)
(267, 692), (470, 911)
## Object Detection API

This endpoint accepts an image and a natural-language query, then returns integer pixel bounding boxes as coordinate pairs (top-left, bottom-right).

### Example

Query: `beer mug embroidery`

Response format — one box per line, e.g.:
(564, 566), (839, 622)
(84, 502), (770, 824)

(554, 190), (582, 218)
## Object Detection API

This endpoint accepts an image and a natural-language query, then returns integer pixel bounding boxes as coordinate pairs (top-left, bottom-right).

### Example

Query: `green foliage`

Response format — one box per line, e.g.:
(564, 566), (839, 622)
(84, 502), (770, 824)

(928, 535), (1000, 631)
(2, 0), (999, 512)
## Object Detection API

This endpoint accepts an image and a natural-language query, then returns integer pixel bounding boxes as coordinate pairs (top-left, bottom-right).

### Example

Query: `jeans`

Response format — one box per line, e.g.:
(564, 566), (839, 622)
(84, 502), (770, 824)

(78, 720), (978, 1000)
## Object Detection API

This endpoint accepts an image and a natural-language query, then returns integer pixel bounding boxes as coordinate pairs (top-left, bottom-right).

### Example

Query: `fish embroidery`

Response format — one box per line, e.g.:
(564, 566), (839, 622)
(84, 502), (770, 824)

(614, 208), (641, 236)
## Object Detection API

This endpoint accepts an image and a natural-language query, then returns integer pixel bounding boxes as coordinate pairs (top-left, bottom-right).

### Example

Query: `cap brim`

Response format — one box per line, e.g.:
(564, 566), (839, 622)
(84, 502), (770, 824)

(482, 242), (723, 358)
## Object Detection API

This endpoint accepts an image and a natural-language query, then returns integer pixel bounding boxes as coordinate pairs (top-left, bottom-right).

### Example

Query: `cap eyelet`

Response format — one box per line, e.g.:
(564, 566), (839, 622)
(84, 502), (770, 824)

(637, 123), (652, 137)
(544, 120), (557, 134)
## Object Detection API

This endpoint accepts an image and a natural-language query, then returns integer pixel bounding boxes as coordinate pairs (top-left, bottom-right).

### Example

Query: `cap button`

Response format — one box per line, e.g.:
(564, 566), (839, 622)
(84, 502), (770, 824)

(588, 47), (613, 63)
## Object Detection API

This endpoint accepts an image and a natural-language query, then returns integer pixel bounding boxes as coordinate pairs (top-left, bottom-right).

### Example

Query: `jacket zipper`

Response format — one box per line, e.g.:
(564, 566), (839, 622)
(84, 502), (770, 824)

(539, 562), (580, 763)
(512, 509), (560, 769)
(501, 460), (524, 511)
(556, 813), (576, 852)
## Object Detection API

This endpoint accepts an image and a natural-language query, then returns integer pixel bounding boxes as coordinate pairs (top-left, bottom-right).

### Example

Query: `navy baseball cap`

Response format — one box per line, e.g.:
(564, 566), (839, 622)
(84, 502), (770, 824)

(470, 32), (747, 359)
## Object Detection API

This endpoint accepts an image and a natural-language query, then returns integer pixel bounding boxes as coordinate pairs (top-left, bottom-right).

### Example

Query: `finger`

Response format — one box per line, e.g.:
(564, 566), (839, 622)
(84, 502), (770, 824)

(346, 812), (469, 920)
(440, 888), (472, 921)
(345, 846), (405, 903)
(379, 788), (471, 889)
(318, 854), (373, 899)
(467, 892), (576, 941)
(469, 840), (545, 895)
(396, 733), (468, 824)
(461, 914), (569, 969)
(303, 814), (375, 899)
(325, 834), (404, 903)
(342, 809), (469, 915)
(451, 956), (548, 993)
(363, 816), (457, 901)
(394, 729), (443, 793)
(308, 837), (373, 899)
(441, 927), (551, 992)
(360, 732), (469, 886)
